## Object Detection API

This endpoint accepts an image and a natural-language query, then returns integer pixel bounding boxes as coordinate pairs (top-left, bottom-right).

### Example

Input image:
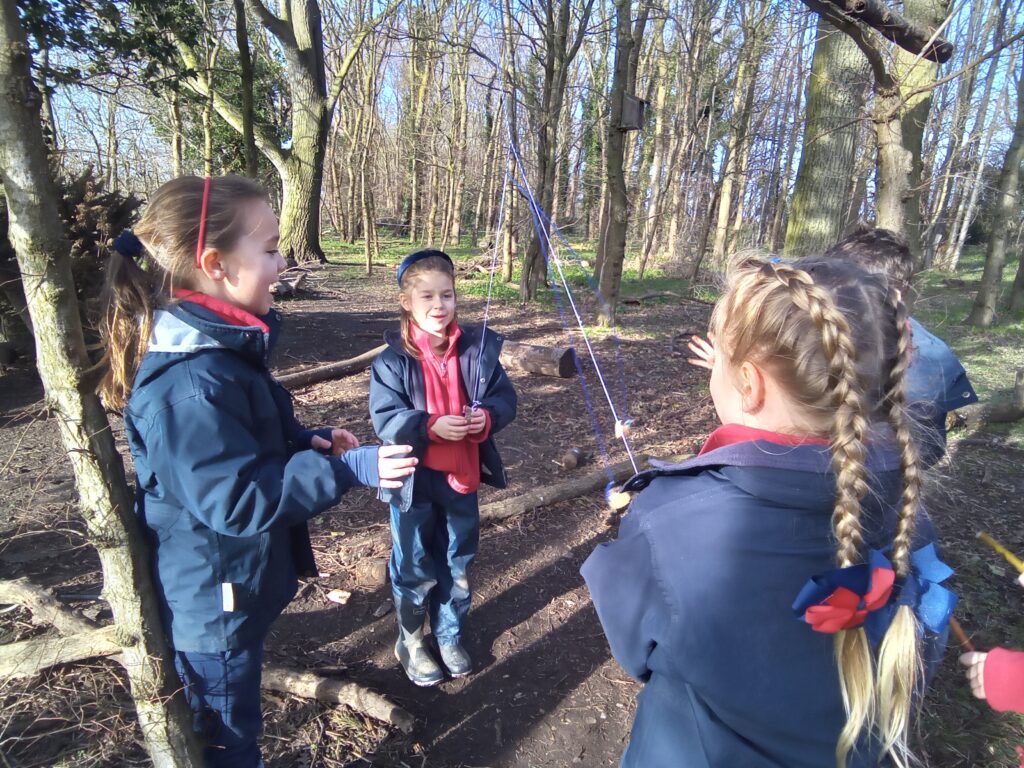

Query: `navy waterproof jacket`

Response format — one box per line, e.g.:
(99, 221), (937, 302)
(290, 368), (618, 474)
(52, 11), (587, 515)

(582, 436), (946, 768)
(368, 325), (516, 511)
(124, 300), (380, 652)
(906, 317), (978, 467)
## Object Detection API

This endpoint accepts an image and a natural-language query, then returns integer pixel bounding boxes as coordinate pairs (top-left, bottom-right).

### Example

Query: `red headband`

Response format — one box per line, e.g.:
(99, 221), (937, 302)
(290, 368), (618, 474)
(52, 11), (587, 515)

(195, 175), (212, 268)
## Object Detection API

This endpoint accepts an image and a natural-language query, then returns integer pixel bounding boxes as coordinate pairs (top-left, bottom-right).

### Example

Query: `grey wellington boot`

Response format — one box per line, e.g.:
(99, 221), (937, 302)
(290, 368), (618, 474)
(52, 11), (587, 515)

(395, 627), (444, 687)
(438, 641), (473, 678)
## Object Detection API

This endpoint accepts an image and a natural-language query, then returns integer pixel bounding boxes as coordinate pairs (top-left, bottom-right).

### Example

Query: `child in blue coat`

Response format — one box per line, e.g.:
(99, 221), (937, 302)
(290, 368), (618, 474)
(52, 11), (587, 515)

(98, 176), (417, 767)
(369, 250), (516, 686)
(586, 258), (954, 767)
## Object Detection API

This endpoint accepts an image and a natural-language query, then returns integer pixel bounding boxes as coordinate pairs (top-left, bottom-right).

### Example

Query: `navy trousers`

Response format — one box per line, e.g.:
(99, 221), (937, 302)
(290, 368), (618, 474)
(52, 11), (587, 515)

(174, 641), (264, 768)
(389, 467), (480, 643)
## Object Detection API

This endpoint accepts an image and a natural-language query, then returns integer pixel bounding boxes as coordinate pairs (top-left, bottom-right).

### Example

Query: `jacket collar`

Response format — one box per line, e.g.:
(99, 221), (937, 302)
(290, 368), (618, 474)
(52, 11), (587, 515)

(150, 296), (280, 367)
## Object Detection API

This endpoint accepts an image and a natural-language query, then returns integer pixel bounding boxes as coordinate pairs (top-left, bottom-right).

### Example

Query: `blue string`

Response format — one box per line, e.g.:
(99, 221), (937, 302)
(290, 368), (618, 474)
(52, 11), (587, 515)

(505, 127), (638, 475)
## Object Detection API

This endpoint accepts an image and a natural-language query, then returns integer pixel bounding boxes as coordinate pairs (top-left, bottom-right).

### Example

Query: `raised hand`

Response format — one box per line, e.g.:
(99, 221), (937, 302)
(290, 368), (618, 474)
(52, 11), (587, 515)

(687, 334), (715, 370)
(377, 444), (417, 488)
(311, 428), (360, 456)
(431, 415), (470, 441)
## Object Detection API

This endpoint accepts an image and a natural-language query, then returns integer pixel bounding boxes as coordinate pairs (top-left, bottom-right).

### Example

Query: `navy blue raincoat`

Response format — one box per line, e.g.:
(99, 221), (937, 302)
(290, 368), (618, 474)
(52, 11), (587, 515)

(124, 300), (379, 652)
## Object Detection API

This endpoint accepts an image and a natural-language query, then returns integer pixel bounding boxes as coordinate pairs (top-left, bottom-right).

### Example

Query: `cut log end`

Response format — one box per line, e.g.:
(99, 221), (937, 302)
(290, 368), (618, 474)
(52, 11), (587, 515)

(499, 341), (576, 378)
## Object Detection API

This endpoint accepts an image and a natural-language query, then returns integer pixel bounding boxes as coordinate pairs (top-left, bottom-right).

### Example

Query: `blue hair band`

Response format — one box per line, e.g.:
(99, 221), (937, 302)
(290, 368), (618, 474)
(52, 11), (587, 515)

(396, 249), (454, 286)
(113, 230), (144, 260)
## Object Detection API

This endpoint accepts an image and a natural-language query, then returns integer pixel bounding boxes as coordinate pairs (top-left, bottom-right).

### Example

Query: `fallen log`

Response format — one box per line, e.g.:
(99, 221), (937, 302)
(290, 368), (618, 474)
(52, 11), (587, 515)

(0, 577), (97, 635)
(499, 341), (576, 378)
(261, 665), (414, 734)
(271, 271), (308, 298)
(0, 626), (120, 679)
(276, 344), (386, 389)
(957, 368), (1024, 427)
(479, 454), (690, 523)
(0, 579), (413, 731)
(621, 291), (682, 305)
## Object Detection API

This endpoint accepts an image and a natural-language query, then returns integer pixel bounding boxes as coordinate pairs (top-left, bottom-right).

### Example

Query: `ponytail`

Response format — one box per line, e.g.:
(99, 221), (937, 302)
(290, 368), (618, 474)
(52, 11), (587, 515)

(97, 242), (160, 410)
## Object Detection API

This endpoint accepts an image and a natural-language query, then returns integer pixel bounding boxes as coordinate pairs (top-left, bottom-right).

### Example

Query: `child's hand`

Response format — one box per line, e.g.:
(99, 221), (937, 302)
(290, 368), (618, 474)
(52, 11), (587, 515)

(377, 444), (417, 489)
(466, 409), (488, 435)
(959, 652), (988, 700)
(687, 334), (715, 370)
(311, 428), (360, 456)
(431, 415), (470, 441)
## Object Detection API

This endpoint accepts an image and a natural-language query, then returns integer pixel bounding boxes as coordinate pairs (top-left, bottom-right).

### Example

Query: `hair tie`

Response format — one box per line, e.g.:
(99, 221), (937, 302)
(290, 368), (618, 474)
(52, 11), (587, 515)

(195, 175), (212, 268)
(792, 544), (957, 647)
(396, 249), (454, 286)
(113, 230), (144, 260)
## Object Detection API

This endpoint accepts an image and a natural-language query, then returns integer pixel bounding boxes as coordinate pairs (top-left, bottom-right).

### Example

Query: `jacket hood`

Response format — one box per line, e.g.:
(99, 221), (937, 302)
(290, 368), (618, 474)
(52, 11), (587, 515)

(134, 301), (280, 388)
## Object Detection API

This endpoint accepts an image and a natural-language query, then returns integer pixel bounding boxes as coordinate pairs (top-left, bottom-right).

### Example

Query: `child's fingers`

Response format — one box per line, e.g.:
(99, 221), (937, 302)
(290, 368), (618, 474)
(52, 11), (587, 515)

(332, 428), (360, 449)
(311, 435), (331, 451)
(687, 357), (713, 370)
(379, 444), (414, 458)
(379, 479), (406, 489)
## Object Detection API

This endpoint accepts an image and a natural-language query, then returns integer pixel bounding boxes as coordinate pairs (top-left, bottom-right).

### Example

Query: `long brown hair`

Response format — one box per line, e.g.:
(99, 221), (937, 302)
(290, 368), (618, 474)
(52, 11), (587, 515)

(711, 257), (922, 767)
(397, 252), (457, 359)
(97, 175), (268, 409)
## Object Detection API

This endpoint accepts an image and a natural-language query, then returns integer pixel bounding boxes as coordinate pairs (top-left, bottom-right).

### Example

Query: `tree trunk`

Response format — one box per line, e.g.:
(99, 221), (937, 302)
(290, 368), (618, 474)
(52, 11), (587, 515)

(234, 0), (260, 178)
(892, 0), (948, 266)
(874, 88), (912, 234)
(967, 62), (1024, 327)
(784, 17), (870, 256)
(168, 90), (184, 177)
(597, 0), (646, 326)
(0, 3), (202, 763)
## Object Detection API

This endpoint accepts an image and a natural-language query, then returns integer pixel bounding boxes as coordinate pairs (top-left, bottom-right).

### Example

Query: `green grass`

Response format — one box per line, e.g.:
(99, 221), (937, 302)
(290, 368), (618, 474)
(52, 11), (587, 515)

(914, 246), (1024, 448)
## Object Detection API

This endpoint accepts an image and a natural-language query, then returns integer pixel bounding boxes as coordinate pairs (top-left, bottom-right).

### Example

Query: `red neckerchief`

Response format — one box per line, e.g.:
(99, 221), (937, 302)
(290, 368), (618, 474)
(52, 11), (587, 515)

(698, 423), (830, 455)
(172, 289), (269, 333)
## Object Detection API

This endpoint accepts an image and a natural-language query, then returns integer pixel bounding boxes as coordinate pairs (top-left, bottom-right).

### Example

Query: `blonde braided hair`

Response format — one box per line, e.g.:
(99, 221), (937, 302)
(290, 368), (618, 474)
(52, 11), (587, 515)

(711, 257), (922, 767)
(874, 288), (923, 768)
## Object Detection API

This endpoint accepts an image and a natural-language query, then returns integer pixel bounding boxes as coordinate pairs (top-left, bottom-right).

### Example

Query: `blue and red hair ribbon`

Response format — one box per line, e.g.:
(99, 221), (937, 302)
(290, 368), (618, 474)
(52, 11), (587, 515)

(792, 544), (957, 646)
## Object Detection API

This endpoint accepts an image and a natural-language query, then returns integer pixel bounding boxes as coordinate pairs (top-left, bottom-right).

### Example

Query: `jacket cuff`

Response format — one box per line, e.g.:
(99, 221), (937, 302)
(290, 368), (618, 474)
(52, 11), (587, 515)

(296, 427), (334, 452)
(427, 414), (446, 443)
(985, 647), (1024, 713)
(334, 445), (380, 489)
(467, 409), (492, 443)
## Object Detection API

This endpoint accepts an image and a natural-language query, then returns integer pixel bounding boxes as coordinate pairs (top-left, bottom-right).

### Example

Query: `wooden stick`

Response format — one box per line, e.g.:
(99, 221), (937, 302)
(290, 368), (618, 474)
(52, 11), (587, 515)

(478, 454), (690, 523)
(275, 344), (386, 389)
(977, 531), (1024, 573)
(948, 617), (976, 653)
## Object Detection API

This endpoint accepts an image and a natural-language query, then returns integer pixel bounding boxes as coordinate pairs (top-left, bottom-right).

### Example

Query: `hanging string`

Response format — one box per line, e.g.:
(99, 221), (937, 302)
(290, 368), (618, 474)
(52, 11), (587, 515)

(471, 116), (512, 407)
(505, 124), (639, 475)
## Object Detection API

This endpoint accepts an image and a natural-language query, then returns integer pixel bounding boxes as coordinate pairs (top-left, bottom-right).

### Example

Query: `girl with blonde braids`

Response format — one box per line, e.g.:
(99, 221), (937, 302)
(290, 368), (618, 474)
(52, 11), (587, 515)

(583, 257), (954, 768)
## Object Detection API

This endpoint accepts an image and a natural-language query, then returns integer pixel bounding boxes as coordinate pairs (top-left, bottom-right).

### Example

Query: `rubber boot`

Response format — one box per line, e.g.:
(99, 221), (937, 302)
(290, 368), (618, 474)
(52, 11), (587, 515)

(438, 641), (472, 678)
(394, 600), (443, 687)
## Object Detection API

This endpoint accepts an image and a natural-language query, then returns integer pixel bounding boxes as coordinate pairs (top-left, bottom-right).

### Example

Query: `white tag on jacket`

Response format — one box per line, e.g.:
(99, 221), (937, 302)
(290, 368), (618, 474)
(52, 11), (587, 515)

(222, 583), (235, 612)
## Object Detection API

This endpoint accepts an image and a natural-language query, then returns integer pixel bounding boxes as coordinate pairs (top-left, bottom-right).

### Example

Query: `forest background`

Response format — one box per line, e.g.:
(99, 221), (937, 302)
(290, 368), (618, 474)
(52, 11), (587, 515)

(2, 0), (1024, 765)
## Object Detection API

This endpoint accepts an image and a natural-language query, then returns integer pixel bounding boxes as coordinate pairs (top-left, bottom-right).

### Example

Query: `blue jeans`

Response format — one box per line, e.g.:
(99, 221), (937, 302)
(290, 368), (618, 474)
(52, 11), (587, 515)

(174, 642), (264, 768)
(389, 468), (480, 643)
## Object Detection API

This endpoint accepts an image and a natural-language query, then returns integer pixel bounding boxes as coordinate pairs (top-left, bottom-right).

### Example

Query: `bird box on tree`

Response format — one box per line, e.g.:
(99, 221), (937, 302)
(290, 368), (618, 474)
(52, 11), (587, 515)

(620, 94), (647, 131)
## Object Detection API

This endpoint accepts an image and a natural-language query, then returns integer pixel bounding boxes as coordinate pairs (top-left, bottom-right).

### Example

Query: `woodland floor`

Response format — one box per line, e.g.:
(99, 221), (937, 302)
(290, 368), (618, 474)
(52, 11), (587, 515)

(0, 245), (1022, 767)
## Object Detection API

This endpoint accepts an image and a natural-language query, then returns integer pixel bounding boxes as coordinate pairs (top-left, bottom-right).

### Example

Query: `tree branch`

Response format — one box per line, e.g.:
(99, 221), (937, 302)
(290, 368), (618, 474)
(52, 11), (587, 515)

(243, 0), (297, 50)
(174, 37), (290, 171)
(824, 0), (954, 63)
(326, 0), (404, 112)
(799, 0), (892, 87)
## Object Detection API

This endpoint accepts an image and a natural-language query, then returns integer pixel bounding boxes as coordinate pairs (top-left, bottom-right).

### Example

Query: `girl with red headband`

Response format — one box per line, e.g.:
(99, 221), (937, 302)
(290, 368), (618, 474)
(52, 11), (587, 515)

(98, 176), (417, 767)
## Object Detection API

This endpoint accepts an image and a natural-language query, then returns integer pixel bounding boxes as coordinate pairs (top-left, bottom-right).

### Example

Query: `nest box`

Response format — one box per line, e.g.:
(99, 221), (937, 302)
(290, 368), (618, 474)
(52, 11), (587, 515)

(620, 94), (648, 131)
